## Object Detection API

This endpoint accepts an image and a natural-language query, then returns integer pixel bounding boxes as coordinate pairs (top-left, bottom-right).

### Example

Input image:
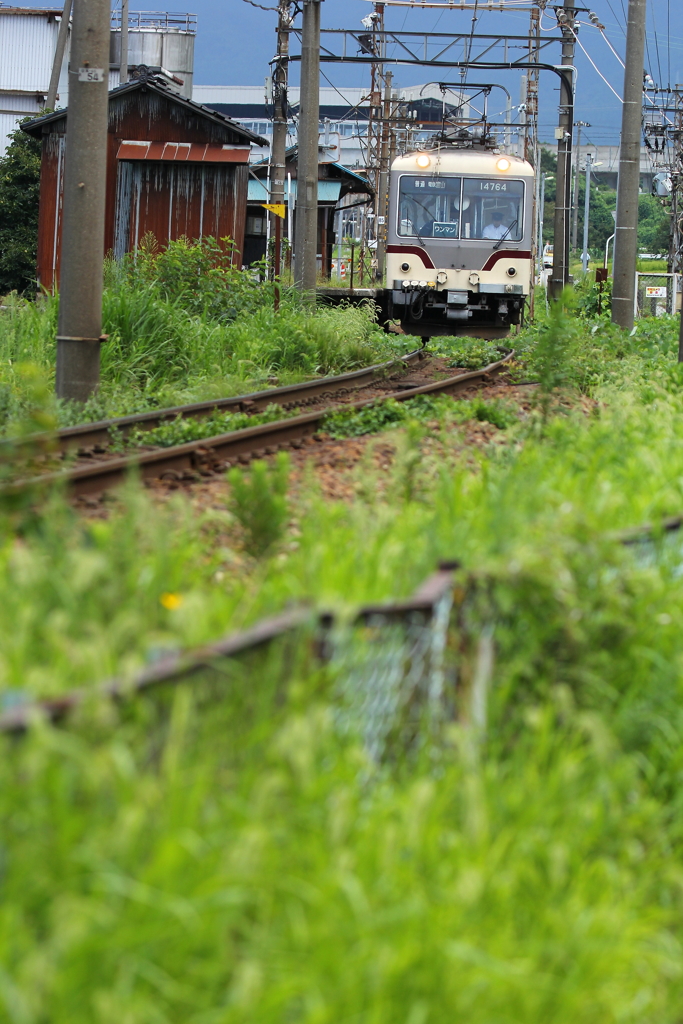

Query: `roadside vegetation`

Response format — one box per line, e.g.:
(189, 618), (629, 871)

(3, 282), (683, 1017)
(0, 236), (412, 435)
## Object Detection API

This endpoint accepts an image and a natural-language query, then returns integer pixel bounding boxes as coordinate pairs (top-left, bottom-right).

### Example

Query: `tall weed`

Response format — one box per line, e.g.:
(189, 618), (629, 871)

(228, 452), (290, 557)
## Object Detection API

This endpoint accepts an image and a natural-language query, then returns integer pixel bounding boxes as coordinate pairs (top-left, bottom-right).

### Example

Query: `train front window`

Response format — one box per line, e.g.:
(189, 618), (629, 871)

(460, 178), (524, 241)
(398, 175), (462, 238)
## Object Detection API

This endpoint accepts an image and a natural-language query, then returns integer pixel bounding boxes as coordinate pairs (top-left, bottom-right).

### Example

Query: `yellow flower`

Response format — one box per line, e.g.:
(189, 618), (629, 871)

(160, 592), (183, 610)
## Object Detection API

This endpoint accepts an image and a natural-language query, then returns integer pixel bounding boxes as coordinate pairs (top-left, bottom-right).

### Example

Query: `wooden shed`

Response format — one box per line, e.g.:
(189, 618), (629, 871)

(22, 74), (266, 290)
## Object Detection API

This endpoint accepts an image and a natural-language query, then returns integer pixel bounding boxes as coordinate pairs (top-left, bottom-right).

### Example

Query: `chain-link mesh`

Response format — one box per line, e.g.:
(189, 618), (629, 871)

(332, 588), (455, 763)
(635, 272), (681, 317)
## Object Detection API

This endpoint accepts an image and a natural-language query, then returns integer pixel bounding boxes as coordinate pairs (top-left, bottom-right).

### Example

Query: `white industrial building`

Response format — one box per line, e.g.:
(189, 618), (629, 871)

(0, 4), (195, 153)
(193, 84), (471, 168)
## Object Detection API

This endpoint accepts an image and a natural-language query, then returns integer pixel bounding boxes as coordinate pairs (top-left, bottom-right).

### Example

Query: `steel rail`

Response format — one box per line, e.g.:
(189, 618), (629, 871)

(4, 351), (514, 499)
(0, 563), (459, 735)
(0, 349), (425, 460)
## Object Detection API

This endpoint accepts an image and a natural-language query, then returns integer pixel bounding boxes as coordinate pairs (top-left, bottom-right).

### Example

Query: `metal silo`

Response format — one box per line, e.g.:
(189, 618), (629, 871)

(109, 11), (196, 98)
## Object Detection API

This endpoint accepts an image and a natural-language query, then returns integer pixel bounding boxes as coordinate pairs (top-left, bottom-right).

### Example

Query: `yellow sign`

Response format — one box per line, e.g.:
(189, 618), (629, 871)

(262, 203), (286, 218)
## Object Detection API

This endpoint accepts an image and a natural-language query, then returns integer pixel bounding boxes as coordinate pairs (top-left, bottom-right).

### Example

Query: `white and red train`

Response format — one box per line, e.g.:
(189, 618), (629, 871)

(384, 141), (535, 340)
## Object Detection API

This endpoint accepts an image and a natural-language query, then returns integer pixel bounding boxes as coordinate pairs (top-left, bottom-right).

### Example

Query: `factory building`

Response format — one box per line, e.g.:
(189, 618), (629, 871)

(0, 4), (196, 153)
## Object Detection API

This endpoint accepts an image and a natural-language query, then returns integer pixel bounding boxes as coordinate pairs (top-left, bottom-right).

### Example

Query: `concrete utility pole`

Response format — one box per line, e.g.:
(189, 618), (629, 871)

(271, 0), (291, 259)
(294, 0), (323, 300)
(55, 0), (110, 402)
(46, 0), (72, 110)
(550, 4), (576, 298)
(120, 0), (129, 85)
(612, 0), (647, 331)
(571, 121), (590, 250)
(581, 152), (592, 273)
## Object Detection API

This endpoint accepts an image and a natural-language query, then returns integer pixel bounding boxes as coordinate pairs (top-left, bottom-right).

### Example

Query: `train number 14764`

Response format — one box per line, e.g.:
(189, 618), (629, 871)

(479, 180), (508, 191)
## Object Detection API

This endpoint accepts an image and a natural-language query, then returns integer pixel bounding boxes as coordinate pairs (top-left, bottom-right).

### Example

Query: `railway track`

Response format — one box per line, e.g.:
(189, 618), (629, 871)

(4, 350), (514, 499)
(0, 348), (425, 461)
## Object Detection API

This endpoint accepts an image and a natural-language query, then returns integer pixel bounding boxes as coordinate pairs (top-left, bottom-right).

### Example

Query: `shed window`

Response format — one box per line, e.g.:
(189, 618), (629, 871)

(246, 215), (267, 236)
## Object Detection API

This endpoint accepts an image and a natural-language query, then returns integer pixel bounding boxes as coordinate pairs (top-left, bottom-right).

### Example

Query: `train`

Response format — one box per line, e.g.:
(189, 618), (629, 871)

(384, 138), (535, 341)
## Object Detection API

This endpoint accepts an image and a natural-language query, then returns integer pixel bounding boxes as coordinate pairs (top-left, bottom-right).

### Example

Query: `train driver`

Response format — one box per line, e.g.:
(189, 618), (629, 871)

(482, 210), (507, 240)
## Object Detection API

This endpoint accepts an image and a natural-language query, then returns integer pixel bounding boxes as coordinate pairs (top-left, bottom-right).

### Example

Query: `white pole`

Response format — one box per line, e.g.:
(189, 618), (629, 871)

(581, 152), (592, 274)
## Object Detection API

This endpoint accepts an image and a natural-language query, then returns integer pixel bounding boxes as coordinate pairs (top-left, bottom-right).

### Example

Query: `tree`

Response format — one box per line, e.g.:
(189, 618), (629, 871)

(636, 193), (669, 254)
(0, 119), (42, 295)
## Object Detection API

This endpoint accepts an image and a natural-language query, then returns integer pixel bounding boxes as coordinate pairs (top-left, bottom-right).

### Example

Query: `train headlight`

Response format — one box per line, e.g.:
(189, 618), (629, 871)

(416, 153), (431, 169)
(400, 262), (411, 272)
(506, 266), (517, 277)
(496, 157), (511, 172)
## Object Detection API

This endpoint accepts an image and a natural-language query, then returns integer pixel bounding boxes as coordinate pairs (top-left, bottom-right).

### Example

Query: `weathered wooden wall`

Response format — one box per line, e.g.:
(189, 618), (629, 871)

(34, 84), (251, 290)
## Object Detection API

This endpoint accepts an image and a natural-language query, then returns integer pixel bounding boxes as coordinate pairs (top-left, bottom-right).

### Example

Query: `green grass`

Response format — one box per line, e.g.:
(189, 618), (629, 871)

(0, 237), (413, 435)
(4, 301), (683, 1016)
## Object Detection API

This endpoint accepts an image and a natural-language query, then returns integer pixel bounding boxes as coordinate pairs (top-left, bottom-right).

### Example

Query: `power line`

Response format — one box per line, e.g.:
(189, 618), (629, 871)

(667, 0), (671, 87)
(651, 2), (664, 92)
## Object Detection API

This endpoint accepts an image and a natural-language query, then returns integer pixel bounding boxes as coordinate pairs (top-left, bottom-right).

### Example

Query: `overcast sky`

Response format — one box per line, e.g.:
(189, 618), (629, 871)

(185, 0), (683, 146)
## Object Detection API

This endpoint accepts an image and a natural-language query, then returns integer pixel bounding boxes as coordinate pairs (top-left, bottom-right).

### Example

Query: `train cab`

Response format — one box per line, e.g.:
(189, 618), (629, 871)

(386, 142), (535, 339)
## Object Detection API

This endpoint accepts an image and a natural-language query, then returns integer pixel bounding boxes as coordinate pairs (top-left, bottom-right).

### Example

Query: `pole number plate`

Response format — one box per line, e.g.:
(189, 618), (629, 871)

(78, 67), (105, 82)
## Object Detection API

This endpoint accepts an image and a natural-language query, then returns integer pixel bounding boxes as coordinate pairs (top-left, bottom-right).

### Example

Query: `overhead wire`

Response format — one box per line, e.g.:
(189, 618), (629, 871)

(650, 1), (663, 93)
(567, 23), (622, 103)
(667, 0), (671, 88)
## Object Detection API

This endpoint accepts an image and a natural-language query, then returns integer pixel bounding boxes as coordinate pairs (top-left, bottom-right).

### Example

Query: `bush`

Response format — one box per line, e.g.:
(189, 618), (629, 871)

(228, 452), (290, 557)
(0, 119), (41, 295)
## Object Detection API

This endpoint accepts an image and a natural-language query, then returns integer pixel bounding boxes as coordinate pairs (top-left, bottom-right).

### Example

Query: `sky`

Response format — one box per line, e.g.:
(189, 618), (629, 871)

(181, 0), (683, 146)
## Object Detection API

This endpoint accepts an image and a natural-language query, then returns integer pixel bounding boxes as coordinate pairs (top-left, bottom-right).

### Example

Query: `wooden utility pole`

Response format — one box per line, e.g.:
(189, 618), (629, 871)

(55, 0), (110, 401)
(550, 4), (576, 298)
(612, 0), (647, 331)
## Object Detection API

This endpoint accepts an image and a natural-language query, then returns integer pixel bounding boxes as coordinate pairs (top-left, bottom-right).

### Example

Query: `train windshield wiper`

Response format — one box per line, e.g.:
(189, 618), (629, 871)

(492, 218), (518, 251)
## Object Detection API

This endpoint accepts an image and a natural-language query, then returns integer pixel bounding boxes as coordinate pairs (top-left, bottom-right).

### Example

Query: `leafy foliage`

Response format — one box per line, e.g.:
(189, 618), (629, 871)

(0, 119), (41, 295)
(429, 335), (503, 369)
(227, 452), (290, 557)
(127, 403), (296, 449)
(323, 393), (516, 439)
(6, 348), (683, 1016)
(0, 250), (413, 432)
(637, 193), (670, 254)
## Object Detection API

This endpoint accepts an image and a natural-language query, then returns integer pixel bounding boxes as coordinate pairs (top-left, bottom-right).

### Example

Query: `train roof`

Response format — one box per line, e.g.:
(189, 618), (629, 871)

(391, 148), (534, 177)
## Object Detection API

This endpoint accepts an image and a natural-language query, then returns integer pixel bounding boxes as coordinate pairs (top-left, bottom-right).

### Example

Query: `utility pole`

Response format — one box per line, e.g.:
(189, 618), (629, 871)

(55, 0), (110, 402)
(581, 152), (592, 273)
(46, 0), (72, 110)
(550, 4), (576, 299)
(612, 0), (647, 331)
(294, 0), (322, 300)
(363, 2), (384, 264)
(571, 120), (590, 251)
(540, 172), (544, 282)
(271, 1), (291, 274)
(120, 0), (129, 85)
(375, 69), (392, 280)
